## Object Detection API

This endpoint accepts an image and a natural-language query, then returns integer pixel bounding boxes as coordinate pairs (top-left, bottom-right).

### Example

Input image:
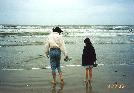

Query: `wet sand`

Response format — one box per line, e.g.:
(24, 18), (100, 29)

(0, 65), (134, 93)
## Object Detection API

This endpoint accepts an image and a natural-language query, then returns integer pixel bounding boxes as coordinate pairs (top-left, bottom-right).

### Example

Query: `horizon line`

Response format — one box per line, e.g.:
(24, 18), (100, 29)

(0, 24), (134, 26)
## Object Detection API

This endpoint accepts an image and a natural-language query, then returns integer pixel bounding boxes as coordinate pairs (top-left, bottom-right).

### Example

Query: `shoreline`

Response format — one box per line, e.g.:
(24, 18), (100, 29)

(0, 65), (134, 93)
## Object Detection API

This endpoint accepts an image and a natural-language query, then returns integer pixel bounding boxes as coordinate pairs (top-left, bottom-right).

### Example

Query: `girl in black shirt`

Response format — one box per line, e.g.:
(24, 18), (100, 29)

(82, 38), (96, 84)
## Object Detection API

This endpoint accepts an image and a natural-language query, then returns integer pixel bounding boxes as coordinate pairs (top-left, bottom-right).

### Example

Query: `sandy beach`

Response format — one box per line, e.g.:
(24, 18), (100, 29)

(0, 64), (134, 93)
(0, 25), (134, 93)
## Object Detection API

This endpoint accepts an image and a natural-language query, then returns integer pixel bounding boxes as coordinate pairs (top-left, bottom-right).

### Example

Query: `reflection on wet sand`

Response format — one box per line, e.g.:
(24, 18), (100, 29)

(85, 81), (92, 93)
(51, 83), (64, 93)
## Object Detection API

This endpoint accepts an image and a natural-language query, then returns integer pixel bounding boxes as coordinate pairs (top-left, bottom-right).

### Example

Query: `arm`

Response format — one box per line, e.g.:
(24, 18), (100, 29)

(59, 36), (68, 57)
(44, 38), (50, 58)
(91, 46), (97, 63)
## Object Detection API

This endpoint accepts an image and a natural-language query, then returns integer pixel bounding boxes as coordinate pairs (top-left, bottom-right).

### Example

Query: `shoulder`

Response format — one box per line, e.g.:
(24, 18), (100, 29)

(83, 46), (89, 53)
(57, 34), (63, 40)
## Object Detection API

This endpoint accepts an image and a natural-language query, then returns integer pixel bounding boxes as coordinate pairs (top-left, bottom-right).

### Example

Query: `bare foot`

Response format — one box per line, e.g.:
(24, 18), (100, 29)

(60, 79), (64, 85)
(84, 80), (88, 84)
(88, 80), (91, 83)
(51, 80), (56, 85)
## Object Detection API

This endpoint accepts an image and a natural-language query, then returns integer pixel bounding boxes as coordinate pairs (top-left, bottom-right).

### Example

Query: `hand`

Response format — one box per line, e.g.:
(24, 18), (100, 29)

(94, 61), (97, 64)
(65, 56), (68, 59)
(64, 56), (68, 62)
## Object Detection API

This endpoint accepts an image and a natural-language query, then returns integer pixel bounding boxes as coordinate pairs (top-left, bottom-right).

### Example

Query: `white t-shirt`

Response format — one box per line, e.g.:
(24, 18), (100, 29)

(45, 32), (67, 56)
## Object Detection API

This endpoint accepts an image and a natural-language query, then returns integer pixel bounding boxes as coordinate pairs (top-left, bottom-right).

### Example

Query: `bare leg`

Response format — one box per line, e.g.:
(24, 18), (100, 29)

(89, 67), (92, 82)
(85, 68), (89, 83)
(59, 72), (64, 84)
(52, 72), (56, 85)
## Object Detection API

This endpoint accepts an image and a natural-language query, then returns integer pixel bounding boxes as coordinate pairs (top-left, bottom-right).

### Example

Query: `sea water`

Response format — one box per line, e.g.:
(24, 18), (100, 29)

(0, 25), (134, 70)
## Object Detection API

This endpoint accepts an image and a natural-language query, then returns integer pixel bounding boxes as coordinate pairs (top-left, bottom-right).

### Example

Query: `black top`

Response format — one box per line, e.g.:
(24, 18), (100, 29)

(82, 45), (96, 66)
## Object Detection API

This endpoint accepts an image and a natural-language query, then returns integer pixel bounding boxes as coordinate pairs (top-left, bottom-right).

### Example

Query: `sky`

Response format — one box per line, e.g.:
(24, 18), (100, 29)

(0, 0), (134, 25)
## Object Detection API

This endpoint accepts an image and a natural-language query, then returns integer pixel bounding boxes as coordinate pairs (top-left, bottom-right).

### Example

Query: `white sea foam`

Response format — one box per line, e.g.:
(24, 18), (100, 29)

(66, 65), (81, 67)
(45, 66), (51, 69)
(1, 63), (134, 71)
(98, 64), (104, 66)
(119, 63), (129, 66)
(2, 68), (24, 71)
(32, 68), (40, 70)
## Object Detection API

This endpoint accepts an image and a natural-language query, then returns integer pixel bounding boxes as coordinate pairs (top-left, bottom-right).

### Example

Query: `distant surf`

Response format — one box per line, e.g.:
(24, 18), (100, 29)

(0, 25), (134, 69)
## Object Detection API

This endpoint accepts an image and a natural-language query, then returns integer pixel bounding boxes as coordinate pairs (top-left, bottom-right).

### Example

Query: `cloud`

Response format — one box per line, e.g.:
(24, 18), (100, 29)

(0, 0), (134, 25)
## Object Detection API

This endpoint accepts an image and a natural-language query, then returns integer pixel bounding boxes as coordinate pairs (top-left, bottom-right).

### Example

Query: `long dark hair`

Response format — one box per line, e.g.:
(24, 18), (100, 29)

(84, 38), (92, 46)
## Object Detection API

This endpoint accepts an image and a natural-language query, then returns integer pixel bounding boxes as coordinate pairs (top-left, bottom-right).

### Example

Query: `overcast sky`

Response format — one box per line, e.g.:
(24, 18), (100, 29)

(0, 0), (134, 25)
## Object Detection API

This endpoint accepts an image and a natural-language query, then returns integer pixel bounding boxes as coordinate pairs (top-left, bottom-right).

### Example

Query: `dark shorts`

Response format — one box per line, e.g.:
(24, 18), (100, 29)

(84, 65), (93, 69)
(49, 48), (61, 74)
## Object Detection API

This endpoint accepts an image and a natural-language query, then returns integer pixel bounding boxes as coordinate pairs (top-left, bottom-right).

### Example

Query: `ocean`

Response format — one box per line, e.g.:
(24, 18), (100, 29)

(0, 25), (134, 70)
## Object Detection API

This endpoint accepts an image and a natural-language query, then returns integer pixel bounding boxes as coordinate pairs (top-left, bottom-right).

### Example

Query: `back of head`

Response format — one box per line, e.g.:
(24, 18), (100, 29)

(52, 27), (63, 33)
(84, 38), (91, 45)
